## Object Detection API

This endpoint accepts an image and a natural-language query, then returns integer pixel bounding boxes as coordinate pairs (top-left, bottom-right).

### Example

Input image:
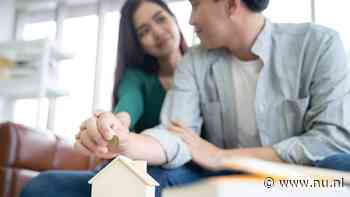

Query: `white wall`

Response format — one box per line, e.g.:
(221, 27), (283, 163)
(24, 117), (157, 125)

(0, 0), (15, 42)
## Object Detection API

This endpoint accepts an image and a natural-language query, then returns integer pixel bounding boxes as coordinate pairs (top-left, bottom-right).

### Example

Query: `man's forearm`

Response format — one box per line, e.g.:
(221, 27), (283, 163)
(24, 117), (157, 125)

(121, 133), (167, 165)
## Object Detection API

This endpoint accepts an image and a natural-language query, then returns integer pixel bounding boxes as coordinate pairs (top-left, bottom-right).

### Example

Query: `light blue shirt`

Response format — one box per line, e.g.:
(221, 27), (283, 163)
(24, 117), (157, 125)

(143, 19), (350, 168)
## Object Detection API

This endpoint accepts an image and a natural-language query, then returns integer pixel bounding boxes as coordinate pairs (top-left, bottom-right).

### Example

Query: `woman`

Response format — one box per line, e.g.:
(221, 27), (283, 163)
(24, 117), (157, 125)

(74, 0), (187, 159)
(21, 0), (187, 197)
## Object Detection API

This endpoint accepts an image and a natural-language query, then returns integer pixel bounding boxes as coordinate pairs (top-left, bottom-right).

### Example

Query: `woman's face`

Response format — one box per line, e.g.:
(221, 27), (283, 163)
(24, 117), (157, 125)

(133, 1), (181, 58)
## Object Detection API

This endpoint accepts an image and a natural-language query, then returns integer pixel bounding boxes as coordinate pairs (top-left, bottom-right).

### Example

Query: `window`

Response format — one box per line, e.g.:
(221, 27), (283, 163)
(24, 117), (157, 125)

(264, 0), (312, 23)
(168, 1), (196, 45)
(18, 13), (118, 140)
(54, 15), (98, 139)
(22, 21), (56, 41)
(97, 11), (120, 111)
(315, 0), (350, 53)
(14, 98), (49, 129)
(14, 21), (57, 129)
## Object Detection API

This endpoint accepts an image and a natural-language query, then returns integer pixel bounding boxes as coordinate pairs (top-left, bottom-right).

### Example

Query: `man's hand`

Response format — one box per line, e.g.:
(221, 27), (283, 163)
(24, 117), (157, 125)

(168, 121), (226, 171)
(168, 121), (284, 171)
(95, 111), (131, 131)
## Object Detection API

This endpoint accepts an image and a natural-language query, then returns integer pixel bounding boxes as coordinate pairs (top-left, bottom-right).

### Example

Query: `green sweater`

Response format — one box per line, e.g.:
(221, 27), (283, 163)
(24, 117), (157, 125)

(114, 68), (166, 133)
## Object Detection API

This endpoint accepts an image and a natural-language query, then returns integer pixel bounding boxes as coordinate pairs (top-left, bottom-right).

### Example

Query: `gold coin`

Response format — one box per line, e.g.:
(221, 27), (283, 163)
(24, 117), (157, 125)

(108, 136), (119, 150)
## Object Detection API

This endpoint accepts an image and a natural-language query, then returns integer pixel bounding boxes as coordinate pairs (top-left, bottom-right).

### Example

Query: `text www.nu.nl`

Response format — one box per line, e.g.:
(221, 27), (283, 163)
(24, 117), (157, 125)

(263, 177), (345, 188)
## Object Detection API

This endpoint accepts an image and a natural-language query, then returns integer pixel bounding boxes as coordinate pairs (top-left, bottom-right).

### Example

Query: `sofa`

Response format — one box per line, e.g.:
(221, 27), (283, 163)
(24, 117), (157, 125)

(0, 122), (99, 197)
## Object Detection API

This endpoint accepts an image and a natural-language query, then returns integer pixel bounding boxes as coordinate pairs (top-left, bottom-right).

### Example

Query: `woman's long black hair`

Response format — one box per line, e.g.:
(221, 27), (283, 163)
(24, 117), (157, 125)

(112, 0), (187, 109)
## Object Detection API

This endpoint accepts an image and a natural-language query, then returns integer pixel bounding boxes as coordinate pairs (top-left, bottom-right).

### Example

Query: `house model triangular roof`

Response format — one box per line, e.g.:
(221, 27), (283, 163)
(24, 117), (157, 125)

(88, 155), (159, 186)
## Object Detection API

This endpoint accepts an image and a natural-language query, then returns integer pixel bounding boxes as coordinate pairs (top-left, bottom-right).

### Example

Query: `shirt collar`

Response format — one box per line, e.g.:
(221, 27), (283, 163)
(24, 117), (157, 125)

(251, 18), (273, 67)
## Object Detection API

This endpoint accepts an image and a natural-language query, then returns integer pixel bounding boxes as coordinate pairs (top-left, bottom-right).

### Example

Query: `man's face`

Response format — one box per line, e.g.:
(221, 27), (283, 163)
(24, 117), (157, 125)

(189, 0), (232, 49)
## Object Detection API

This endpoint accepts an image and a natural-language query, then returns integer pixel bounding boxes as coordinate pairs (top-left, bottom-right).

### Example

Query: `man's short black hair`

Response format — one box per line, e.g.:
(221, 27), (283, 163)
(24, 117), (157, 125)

(241, 0), (269, 12)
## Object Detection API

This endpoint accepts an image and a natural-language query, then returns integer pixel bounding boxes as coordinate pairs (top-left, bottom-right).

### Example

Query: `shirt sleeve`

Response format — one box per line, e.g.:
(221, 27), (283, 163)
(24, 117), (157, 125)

(114, 69), (145, 130)
(273, 32), (350, 165)
(142, 48), (204, 169)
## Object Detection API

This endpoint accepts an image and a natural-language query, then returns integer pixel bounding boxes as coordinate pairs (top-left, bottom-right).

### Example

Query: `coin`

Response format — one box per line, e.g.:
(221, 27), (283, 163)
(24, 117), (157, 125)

(108, 135), (119, 150)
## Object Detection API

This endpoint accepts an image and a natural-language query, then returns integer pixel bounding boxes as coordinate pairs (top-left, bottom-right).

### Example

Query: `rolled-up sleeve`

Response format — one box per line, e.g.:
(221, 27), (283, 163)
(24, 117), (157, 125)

(142, 48), (203, 168)
(273, 32), (350, 164)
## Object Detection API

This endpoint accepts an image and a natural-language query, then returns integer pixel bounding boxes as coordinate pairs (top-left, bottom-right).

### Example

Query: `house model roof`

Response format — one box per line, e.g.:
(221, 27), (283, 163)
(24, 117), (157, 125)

(88, 155), (159, 186)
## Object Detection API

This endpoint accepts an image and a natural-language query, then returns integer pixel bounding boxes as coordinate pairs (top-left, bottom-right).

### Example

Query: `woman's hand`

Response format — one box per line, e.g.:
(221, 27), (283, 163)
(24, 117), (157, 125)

(75, 116), (113, 159)
(74, 111), (131, 159)
(168, 121), (225, 171)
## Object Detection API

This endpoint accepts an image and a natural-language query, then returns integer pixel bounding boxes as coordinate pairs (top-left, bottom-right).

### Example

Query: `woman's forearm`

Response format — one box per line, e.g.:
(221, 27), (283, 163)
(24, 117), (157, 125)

(122, 133), (167, 165)
(222, 147), (285, 164)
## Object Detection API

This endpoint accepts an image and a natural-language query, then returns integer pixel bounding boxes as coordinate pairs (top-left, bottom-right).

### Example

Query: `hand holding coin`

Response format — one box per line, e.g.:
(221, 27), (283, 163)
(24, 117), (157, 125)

(95, 111), (130, 153)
